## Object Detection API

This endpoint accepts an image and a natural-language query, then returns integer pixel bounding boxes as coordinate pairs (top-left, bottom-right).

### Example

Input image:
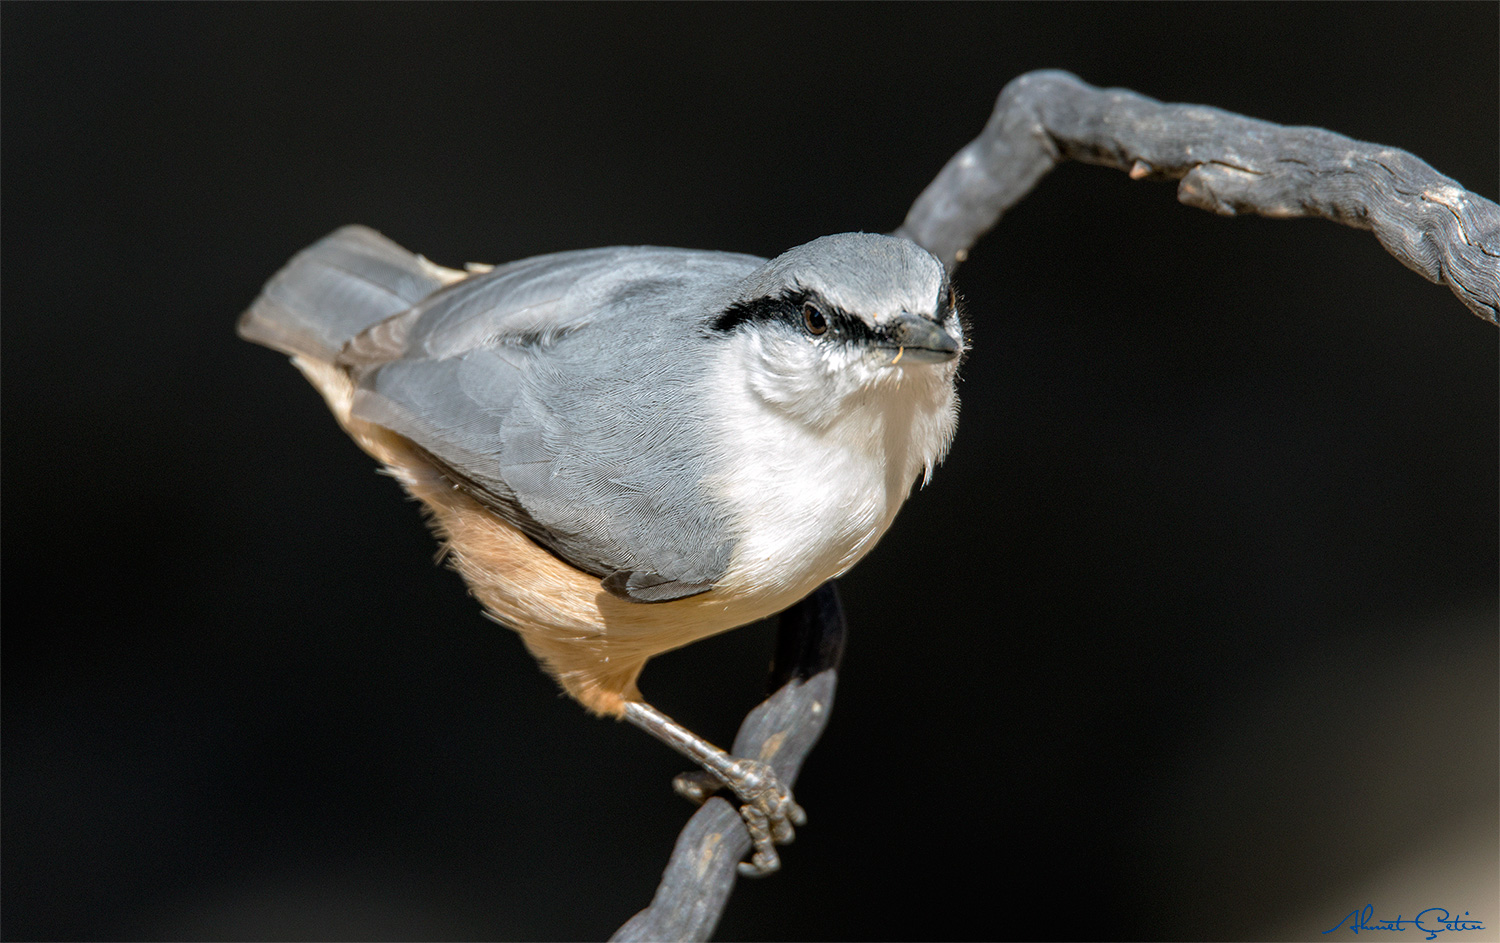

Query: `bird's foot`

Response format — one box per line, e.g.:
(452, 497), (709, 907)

(621, 701), (805, 877)
(675, 758), (805, 877)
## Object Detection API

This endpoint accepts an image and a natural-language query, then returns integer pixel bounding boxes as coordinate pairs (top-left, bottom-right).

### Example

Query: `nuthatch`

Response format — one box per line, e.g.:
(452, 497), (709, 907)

(239, 226), (964, 875)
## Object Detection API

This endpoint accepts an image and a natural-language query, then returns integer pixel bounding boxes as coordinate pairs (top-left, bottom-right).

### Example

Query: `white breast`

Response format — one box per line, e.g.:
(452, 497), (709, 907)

(703, 339), (959, 604)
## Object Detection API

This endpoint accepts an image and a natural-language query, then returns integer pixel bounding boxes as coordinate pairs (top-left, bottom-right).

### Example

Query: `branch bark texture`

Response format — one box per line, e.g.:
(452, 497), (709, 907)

(897, 70), (1499, 322)
(610, 670), (838, 943)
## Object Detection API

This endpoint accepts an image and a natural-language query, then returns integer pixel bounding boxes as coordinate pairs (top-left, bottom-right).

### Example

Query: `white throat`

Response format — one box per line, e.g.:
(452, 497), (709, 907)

(705, 333), (959, 601)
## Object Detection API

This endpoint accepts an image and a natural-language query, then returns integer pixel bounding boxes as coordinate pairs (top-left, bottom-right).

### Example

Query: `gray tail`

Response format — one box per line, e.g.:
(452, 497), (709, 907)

(237, 225), (445, 361)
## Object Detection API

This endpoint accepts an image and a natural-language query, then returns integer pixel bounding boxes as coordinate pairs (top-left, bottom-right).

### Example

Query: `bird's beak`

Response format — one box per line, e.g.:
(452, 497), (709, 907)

(879, 313), (961, 364)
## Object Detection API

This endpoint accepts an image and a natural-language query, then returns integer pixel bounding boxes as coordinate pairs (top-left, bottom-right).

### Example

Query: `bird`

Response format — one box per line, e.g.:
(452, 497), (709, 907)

(238, 225), (965, 875)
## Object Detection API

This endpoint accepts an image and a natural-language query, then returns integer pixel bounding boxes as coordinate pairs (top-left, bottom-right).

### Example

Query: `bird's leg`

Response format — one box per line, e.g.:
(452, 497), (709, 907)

(622, 583), (846, 877)
(621, 700), (805, 877)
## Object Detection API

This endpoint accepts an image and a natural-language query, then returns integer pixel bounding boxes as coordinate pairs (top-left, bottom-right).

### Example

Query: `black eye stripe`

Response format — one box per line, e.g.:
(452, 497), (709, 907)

(710, 286), (955, 345)
(710, 294), (786, 334)
(711, 288), (874, 342)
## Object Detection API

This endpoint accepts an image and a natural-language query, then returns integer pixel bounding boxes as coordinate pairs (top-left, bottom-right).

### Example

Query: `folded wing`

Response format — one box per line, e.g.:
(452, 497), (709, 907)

(342, 244), (762, 602)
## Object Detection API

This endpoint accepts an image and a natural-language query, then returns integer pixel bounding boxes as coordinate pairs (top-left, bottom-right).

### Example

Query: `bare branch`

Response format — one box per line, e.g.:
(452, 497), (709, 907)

(610, 670), (839, 943)
(896, 70), (1500, 323)
(611, 582), (846, 942)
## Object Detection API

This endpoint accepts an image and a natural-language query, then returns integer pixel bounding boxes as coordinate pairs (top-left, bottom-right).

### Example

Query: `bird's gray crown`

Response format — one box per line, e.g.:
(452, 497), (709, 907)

(729, 233), (947, 327)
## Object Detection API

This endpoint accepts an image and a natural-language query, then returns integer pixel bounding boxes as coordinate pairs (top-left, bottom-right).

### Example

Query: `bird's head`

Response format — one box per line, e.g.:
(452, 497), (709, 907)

(710, 233), (965, 432)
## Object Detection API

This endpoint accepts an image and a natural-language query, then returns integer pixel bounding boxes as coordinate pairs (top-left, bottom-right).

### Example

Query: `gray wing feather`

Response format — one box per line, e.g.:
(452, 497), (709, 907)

(348, 246), (763, 602)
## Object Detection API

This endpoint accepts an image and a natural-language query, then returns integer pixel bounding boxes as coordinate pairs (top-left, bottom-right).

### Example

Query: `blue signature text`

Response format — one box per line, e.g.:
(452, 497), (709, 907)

(1323, 905), (1486, 941)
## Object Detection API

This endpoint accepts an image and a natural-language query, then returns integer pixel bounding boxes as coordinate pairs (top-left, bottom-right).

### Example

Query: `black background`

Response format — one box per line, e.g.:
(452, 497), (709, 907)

(4, 4), (1496, 941)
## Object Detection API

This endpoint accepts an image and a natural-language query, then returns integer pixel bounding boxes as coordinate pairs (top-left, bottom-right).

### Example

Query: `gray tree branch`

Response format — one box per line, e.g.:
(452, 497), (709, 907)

(610, 671), (838, 943)
(896, 70), (1499, 323)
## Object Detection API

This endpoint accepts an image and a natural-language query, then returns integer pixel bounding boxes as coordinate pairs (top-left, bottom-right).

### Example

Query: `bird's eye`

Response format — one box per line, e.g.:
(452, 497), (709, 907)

(946, 286), (957, 313)
(802, 303), (828, 336)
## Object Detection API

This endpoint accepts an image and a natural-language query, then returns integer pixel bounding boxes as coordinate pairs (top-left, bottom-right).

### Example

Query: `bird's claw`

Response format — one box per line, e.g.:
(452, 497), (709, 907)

(671, 769), (723, 805)
(673, 758), (805, 876)
(724, 758), (805, 877)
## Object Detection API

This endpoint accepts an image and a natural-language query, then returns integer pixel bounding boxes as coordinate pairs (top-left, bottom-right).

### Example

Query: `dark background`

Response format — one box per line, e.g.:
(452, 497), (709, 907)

(4, 4), (1496, 941)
